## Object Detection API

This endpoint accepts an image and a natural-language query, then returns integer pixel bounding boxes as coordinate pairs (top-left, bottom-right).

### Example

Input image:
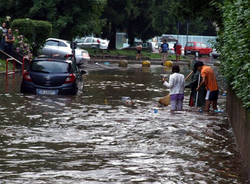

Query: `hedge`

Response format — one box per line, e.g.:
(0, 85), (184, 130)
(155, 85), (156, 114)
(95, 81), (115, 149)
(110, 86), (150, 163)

(11, 18), (52, 55)
(217, 0), (250, 109)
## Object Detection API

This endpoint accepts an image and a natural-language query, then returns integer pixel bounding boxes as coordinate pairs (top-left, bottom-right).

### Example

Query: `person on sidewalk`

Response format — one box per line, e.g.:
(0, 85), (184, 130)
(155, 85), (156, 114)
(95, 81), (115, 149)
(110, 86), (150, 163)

(136, 43), (142, 60)
(175, 42), (182, 61)
(5, 28), (15, 55)
(160, 39), (169, 62)
(196, 61), (219, 112)
(0, 22), (7, 50)
(162, 65), (185, 111)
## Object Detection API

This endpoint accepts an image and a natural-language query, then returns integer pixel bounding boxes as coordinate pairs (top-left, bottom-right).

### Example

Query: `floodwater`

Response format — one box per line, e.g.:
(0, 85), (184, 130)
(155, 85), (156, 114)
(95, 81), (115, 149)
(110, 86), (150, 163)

(0, 63), (249, 183)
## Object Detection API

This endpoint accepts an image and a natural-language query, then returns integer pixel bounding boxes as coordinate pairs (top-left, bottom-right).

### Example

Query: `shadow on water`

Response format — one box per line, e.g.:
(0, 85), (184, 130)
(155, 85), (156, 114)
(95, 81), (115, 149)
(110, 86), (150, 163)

(0, 63), (249, 183)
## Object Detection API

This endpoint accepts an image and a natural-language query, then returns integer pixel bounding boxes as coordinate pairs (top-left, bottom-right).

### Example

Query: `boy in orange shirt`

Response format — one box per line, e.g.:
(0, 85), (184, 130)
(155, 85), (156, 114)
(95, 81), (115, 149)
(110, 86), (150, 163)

(196, 62), (219, 112)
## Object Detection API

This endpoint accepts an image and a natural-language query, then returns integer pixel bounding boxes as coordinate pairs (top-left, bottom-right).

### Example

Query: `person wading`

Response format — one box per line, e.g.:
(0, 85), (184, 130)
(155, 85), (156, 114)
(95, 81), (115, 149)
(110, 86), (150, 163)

(196, 61), (219, 112)
(162, 65), (185, 111)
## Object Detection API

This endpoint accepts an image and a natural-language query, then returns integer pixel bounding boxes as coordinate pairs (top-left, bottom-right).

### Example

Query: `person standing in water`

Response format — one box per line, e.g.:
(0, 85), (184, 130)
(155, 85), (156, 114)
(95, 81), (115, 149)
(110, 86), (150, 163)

(185, 62), (206, 108)
(162, 65), (185, 111)
(196, 61), (219, 112)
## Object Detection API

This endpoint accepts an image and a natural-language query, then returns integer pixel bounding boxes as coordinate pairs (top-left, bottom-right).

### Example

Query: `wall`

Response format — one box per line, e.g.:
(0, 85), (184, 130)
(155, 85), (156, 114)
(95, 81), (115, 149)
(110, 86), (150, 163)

(227, 88), (250, 177)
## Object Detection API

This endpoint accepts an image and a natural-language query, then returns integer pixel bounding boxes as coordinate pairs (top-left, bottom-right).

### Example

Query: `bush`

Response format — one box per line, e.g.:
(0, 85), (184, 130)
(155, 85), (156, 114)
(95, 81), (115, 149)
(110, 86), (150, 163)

(217, 0), (250, 109)
(11, 18), (35, 43)
(11, 18), (52, 55)
(33, 20), (52, 54)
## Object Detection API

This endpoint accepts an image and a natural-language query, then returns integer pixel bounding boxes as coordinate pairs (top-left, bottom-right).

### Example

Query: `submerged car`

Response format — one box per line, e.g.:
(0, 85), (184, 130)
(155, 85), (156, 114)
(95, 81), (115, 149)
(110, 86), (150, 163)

(41, 38), (90, 65)
(21, 58), (81, 95)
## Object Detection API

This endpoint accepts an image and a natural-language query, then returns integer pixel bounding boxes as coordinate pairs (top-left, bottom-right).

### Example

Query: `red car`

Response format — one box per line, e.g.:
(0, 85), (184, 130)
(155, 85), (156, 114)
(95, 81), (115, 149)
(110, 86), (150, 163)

(184, 42), (212, 57)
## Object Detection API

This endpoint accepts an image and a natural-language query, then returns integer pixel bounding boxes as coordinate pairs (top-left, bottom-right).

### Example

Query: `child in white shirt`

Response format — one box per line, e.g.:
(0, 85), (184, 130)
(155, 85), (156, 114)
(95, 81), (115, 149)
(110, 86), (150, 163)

(163, 65), (185, 111)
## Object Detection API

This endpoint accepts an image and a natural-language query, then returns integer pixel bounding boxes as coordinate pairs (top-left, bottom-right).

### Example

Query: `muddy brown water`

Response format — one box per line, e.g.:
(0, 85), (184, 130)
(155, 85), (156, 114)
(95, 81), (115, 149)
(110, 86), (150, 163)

(0, 63), (249, 183)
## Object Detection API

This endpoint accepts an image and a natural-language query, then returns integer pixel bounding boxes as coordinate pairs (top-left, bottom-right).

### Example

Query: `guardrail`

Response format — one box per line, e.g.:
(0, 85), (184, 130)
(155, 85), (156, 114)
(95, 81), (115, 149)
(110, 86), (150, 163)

(5, 58), (16, 78)
(0, 50), (22, 65)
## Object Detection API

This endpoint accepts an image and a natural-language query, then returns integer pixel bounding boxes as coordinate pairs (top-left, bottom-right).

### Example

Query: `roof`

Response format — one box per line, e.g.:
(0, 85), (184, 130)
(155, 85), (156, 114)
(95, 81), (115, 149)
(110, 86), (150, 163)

(161, 36), (177, 42)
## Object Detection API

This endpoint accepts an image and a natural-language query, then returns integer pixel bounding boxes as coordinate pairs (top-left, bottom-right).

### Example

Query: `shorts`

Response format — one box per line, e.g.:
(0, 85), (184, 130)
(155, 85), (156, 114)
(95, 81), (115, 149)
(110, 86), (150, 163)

(137, 50), (141, 54)
(205, 90), (219, 101)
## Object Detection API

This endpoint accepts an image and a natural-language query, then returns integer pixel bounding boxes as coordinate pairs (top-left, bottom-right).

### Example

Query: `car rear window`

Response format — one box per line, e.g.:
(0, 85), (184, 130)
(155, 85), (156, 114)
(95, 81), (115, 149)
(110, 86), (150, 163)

(31, 61), (70, 73)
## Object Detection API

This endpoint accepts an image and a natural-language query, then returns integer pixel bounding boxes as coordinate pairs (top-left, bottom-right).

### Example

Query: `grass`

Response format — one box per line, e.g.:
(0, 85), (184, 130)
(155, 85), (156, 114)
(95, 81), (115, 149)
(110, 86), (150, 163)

(0, 59), (15, 72)
(85, 48), (186, 60)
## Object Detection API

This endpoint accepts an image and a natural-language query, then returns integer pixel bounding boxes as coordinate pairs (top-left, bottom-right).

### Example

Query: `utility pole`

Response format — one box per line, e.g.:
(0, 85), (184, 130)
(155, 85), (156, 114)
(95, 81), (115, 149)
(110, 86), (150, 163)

(186, 21), (189, 44)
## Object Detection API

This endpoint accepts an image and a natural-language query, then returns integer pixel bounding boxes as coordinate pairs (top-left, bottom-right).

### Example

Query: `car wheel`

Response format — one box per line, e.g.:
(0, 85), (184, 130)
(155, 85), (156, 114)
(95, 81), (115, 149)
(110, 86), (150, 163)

(195, 51), (199, 57)
(184, 51), (187, 55)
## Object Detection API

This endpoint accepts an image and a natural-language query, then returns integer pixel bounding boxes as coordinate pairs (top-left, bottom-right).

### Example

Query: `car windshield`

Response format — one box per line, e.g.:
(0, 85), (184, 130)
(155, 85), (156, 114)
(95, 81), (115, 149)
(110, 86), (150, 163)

(31, 61), (70, 73)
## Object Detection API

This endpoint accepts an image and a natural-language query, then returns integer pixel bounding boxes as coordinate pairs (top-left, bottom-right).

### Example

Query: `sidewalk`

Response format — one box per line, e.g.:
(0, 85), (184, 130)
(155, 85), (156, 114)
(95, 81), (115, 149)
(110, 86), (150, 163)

(90, 58), (191, 66)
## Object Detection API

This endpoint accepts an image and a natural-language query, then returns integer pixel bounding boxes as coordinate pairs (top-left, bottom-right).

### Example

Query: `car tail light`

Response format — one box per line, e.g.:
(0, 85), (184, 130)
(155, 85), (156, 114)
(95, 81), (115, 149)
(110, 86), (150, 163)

(97, 39), (100, 44)
(64, 74), (76, 84)
(83, 53), (90, 58)
(23, 71), (32, 82)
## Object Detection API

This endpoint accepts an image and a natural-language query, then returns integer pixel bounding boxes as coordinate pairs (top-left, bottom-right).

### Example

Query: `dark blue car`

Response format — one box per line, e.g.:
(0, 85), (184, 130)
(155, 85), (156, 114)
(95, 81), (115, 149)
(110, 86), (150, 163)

(21, 58), (80, 95)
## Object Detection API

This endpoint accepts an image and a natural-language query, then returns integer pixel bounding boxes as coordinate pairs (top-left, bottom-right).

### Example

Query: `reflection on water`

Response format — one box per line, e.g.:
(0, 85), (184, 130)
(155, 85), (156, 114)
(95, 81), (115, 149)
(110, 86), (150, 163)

(0, 65), (249, 183)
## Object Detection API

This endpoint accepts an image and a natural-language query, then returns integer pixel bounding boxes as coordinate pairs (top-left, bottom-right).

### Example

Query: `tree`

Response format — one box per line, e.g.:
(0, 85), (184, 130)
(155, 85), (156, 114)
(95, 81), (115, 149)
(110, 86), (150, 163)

(28, 0), (106, 40)
(0, 0), (106, 40)
(102, 0), (132, 49)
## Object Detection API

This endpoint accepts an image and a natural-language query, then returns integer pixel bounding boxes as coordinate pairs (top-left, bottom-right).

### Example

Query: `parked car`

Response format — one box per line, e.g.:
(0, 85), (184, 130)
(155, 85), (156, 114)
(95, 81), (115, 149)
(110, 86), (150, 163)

(184, 41), (212, 57)
(41, 38), (90, 65)
(21, 58), (81, 95)
(76, 36), (109, 49)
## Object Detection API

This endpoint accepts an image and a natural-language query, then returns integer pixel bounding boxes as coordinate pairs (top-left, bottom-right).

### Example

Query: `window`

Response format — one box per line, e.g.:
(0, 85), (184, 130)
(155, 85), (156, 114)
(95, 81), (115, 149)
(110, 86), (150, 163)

(187, 42), (194, 47)
(201, 44), (207, 48)
(31, 61), (70, 73)
(45, 40), (59, 46)
(85, 38), (92, 43)
(59, 41), (67, 47)
(196, 43), (201, 47)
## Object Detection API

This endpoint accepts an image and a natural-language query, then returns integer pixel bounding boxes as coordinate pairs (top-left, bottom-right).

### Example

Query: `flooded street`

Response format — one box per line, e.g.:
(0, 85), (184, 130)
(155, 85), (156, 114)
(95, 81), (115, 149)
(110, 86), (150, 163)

(0, 63), (248, 183)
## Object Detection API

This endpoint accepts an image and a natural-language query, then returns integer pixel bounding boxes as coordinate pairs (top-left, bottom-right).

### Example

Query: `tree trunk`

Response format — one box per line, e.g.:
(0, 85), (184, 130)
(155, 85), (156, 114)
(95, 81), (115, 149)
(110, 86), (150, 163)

(108, 24), (116, 49)
(127, 27), (135, 47)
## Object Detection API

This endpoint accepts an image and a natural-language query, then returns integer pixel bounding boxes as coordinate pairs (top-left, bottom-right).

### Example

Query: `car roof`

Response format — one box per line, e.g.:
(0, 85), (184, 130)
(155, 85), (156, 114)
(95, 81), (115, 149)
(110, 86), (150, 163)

(46, 38), (70, 44)
(187, 41), (203, 44)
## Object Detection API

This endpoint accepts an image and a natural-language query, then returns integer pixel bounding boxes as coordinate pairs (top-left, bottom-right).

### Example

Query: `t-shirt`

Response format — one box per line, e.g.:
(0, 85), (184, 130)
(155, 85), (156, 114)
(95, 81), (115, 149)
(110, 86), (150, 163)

(201, 66), (218, 91)
(161, 43), (169, 52)
(136, 44), (142, 51)
(163, 73), (185, 95)
(0, 27), (7, 37)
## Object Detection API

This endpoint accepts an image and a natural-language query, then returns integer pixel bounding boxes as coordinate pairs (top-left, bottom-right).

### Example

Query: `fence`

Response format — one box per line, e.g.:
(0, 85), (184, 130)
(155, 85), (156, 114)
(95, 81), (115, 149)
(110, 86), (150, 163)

(116, 33), (217, 49)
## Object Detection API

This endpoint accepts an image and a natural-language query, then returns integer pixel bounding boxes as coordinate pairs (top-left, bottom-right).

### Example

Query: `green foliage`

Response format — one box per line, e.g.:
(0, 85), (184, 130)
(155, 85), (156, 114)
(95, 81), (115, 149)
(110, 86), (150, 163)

(11, 18), (52, 55)
(11, 18), (35, 42)
(85, 48), (186, 60)
(33, 20), (52, 54)
(217, 0), (250, 109)
(0, 59), (13, 72)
